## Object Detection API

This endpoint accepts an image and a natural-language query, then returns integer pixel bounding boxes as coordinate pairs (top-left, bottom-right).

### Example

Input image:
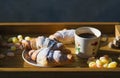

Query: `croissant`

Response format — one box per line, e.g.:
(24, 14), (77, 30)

(49, 29), (75, 44)
(28, 47), (74, 66)
(21, 36), (65, 50)
(22, 36), (74, 66)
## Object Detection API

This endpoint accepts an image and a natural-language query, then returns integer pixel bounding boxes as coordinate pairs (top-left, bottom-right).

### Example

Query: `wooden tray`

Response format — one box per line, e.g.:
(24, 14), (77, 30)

(0, 22), (120, 78)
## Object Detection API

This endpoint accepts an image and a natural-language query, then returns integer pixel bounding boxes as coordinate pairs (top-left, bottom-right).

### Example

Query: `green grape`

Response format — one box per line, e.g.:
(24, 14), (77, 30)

(12, 37), (19, 43)
(100, 57), (109, 64)
(103, 63), (108, 68)
(88, 61), (96, 68)
(96, 59), (103, 68)
(107, 61), (117, 68)
(25, 36), (31, 41)
(8, 37), (13, 42)
(17, 35), (23, 41)
(11, 46), (17, 51)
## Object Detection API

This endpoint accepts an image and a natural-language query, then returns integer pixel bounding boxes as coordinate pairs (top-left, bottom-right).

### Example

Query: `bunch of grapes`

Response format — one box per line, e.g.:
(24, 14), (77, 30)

(8, 35), (31, 50)
(87, 55), (118, 68)
(0, 35), (31, 59)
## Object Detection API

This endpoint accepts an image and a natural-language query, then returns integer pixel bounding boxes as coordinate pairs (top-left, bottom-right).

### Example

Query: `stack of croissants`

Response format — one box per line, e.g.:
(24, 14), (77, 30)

(1, 29), (75, 66)
(24, 29), (75, 66)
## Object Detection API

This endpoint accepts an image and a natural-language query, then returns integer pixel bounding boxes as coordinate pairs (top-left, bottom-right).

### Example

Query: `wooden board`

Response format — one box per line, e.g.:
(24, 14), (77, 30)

(0, 22), (120, 72)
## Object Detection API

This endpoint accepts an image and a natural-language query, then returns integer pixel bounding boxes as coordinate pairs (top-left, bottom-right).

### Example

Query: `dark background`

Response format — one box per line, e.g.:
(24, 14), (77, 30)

(0, 0), (120, 22)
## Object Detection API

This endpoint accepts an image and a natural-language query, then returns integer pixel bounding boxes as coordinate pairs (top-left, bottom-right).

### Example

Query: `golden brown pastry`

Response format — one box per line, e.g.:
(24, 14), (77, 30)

(21, 36), (65, 50)
(49, 29), (75, 44)
(28, 47), (74, 66)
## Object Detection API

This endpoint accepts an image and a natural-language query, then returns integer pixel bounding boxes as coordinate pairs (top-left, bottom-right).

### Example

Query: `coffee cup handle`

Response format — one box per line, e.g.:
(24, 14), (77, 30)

(100, 34), (108, 46)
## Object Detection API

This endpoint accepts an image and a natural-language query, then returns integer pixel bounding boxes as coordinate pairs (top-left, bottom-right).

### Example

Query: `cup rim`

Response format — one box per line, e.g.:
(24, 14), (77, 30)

(75, 27), (101, 39)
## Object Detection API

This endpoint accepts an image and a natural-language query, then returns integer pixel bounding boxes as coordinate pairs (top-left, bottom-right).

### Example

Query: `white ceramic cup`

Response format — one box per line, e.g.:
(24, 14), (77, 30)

(75, 27), (103, 58)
